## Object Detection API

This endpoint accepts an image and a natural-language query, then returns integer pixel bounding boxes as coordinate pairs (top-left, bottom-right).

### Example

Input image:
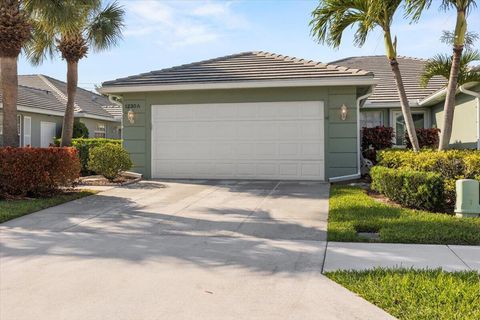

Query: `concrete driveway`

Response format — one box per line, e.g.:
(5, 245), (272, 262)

(0, 180), (393, 320)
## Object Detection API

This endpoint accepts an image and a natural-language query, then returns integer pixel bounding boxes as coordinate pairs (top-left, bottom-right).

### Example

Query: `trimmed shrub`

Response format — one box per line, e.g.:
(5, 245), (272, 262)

(73, 121), (89, 138)
(376, 149), (480, 210)
(361, 126), (394, 163)
(88, 144), (132, 180)
(0, 147), (81, 197)
(55, 138), (121, 175)
(405, 128), (440, 149)
(371, 166), (444, 212)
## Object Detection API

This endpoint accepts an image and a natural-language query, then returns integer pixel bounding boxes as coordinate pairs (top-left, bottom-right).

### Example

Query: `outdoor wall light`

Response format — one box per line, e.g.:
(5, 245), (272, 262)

(340, 104), (348, 120)
(127, 110), (135, 124)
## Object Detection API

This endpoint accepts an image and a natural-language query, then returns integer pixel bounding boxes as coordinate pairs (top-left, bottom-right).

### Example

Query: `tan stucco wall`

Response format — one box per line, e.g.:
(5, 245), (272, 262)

(431, 86), (479, 149)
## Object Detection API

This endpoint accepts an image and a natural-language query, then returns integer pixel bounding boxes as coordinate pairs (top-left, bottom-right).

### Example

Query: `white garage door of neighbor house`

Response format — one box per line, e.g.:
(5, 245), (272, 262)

(40, 121), (56, 147)
(151, 101), (325, 180)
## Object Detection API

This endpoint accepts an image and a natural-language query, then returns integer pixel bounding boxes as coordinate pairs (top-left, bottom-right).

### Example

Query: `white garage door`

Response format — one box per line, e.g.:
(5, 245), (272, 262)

(151, 101), (325, 180)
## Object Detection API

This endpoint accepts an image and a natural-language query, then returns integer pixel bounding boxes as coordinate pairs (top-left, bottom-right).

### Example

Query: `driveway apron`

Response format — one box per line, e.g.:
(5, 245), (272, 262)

(0, 180), (394, 320)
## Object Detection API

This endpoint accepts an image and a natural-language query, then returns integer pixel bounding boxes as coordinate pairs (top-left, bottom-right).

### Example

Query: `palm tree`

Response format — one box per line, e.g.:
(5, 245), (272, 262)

(406, 0), (477, 150)
(420, 50), (480, 89)
(310, 0), (420, 151)
(25, 0), (124, 146)
(0, 0), (31, 147)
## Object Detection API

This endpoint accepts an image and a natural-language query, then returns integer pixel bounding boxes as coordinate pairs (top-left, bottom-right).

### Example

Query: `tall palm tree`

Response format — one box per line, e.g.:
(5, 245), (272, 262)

(310, 0), (420, 151)
(25, 0), (124, 146)
(420, 51), (480, 89)
(406, 0), (477, 150)
(0, 0), (31, 147)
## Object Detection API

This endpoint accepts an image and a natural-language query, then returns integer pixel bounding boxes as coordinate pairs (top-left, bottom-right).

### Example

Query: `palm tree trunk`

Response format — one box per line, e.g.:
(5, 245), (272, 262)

(60, 60), (78, 147)
(438, 46), (463, 150)
(390, 59), (420, 151)
(0, 56), (19, 147)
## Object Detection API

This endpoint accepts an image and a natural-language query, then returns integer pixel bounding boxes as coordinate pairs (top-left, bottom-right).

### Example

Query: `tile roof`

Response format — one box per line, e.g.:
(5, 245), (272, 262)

(12, 74), (121, 119)
(331, 56), (447, 104)
(0, 85), (63, 113)
(102, 51), (373, 87)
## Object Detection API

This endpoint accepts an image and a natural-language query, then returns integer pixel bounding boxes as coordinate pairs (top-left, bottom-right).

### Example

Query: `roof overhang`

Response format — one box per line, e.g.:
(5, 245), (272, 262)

(0, 104), (119, 123)
(418, 82), (479, 107)
(74, 111), (121, 122)
(99, 77), (378, 94)
(362, 99), (420, 109)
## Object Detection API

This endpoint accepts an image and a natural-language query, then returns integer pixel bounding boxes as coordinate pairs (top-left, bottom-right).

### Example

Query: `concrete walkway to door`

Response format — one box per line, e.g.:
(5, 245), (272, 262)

(0, 180), (393, 320)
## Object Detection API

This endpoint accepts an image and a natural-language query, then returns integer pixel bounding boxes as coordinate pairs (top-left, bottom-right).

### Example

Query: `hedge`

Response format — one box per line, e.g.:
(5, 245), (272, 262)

(0, 147), (81, 197)
(56, 138), (122, 175)
(376, 149), (480, 210)
(371, 166), (445, 212)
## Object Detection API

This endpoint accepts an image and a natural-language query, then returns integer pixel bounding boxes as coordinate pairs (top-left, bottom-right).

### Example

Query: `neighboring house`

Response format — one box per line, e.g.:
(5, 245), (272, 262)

(0, 74), (122, 147)
(100, 51), (376, 181)
(333, 56), (479, 149)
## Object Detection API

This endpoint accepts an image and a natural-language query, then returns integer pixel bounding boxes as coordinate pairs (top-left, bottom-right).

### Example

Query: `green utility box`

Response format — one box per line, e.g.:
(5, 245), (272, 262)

(455, 179), (480, 218)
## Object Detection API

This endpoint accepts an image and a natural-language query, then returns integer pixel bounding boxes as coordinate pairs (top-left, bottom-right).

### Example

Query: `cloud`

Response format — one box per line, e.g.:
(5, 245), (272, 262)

(123, 0), (249, 47)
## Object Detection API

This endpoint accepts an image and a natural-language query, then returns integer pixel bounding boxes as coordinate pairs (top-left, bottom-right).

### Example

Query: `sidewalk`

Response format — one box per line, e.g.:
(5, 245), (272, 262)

(323, 242), (480, 272)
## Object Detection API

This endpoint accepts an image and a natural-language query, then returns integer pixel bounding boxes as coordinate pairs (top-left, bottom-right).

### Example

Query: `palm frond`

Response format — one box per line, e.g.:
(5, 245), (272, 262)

(310, 0), (376, 48)
(23, 19), (57, 65)
(420, 50), (480, 87)
(86, 1), (125, 51)
(440, 30), (479, 49)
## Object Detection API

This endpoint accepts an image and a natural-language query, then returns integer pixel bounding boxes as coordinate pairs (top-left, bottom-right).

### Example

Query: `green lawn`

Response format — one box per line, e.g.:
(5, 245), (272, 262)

(326, 269), (480, 320)
(0, 190), (96, 223)
(329, 185), (480, 245)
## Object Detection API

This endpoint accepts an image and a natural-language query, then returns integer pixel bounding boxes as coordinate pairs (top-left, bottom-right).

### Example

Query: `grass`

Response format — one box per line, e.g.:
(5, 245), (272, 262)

(326, 269), (480, 320)
(0, 190), (96, 223)
(329, 185), (480, 245)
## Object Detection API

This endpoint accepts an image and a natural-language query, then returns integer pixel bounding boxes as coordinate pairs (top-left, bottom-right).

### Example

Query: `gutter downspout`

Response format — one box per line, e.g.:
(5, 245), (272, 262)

(329, 90), (373, 183)
(459, 85), (480, 150)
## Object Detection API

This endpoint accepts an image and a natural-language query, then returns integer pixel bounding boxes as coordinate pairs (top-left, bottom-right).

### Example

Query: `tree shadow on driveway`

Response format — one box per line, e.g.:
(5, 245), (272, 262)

(0, 181), (328, 276)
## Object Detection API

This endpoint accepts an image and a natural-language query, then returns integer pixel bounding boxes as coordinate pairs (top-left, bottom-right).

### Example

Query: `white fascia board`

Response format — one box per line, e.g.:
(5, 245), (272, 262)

(362, 100), (420, 109)
(99, 77), (378, 94)
(418, 82), (479, 107)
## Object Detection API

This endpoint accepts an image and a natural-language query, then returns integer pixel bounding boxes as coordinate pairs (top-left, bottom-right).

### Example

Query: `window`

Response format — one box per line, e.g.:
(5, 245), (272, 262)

(360, 111), (383, 128)
(392, 111), (426, 145)
(94, 123), (106, 138)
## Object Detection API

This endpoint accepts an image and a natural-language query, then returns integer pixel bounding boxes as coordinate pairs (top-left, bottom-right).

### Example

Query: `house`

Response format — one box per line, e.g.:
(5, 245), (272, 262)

(0, 74), (122, 147)
(333, 56), (479, 149)
(99, 51), (376, 181)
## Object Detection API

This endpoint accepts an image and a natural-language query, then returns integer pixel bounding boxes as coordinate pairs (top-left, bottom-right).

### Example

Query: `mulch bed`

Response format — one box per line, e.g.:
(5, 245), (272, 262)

(78, 173), (141, 186)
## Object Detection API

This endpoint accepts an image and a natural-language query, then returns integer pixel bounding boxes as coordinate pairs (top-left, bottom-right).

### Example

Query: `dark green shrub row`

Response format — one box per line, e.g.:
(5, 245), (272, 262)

(56, 138), (121, 175)
(371, 166), (445, 212)
(377, 149), (480, 209)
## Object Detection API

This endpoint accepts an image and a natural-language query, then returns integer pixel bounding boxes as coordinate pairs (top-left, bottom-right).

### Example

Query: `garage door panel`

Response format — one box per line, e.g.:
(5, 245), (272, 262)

(152, 101), (325, 180)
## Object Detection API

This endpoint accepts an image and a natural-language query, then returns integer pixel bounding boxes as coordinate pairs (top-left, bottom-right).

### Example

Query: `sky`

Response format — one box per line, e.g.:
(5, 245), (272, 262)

(17, 0), (480, 92)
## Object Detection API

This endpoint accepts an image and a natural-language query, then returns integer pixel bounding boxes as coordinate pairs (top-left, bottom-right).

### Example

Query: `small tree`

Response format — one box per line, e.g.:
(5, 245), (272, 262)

(25, 0), (125, 146)
(0, 0), (31, 147)
(310, 0), (420, 151)
(406, 0), (478, 150)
